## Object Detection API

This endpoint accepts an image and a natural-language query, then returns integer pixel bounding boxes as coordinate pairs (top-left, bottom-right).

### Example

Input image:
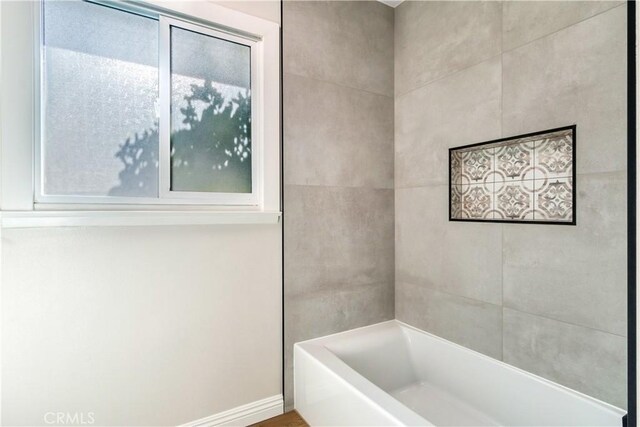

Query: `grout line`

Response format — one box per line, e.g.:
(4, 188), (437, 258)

(399, 280), (503, 307)
(401, 280), (627, 338)
(396, 182), (450, 189)
(286, 281), (392, 300)
(500, 9), (504, 140)
(501, 2), (626, 56)
(283, 71), (393, 99)
(500, 225), (505, 360)
(395, 53), (502, 100)
(284, 183), (394, 191)
(394, 2), (625, 102)
(391, 1), (397, 321)
(394, 170), (627, 191)
(499, 0), (504, 60)
(575, 170), (628, 178)
(502, 306), (628, 339)
(499, 1), (505, 362)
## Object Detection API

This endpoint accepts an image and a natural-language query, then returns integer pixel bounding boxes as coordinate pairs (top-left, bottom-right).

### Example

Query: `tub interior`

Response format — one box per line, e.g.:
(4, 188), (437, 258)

(321, 322), (623, 427)
(324, 323), (501, 426)
(324, 323), (418, 392)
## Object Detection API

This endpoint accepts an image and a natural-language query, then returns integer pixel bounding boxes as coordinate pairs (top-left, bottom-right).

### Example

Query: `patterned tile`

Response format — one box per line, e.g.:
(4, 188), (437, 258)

(460, 147), (494, 185)
(494, 140), (534, 182)
(535, 130), (574, 179)
(450, 150), (462, 186)
(534, 177), (574, 222)
(461, 183), (493, 219)
(494, 182), (535, 221)
(450, 127), (575, 223)
(450, 185), (463, 218)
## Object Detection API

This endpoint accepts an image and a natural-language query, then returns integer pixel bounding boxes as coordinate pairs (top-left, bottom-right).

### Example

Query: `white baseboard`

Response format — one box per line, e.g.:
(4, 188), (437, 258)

(179, 395), (283, 427)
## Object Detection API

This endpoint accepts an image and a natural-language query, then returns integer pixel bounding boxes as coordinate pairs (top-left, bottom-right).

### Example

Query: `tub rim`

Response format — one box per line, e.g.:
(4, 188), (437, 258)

(294, 319), (626, 424)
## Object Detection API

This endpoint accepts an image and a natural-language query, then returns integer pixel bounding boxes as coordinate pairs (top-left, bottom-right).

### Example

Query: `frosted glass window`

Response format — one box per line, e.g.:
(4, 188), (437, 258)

(40, 2), (259, 205)
(170, 26), (252, 194)
(43, 1), (159, 197)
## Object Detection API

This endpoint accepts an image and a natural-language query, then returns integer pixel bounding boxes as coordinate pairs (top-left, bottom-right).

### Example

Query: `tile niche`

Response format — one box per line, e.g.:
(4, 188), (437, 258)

(449, 126), (575, 224)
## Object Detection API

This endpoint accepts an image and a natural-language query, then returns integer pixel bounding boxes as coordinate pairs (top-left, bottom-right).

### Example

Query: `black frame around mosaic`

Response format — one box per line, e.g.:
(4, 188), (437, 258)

(448, 124), (577, 225)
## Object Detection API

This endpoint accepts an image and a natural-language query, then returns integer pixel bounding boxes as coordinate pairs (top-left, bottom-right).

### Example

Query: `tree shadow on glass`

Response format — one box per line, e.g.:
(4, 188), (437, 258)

(109, 79), (252, 197)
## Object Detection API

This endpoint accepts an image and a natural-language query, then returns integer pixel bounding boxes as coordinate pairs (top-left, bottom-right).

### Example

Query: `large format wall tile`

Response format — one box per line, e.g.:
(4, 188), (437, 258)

(396, 185), (502, 305)
(395, 58), (501, 188)
(395, 1), (501, 96)
(284, 282), (394, 407)
(393, 0), (627, 412)
(503, 309), (626, 409)
(286, 282), (395, 351)
(503, 1), (623, 51)
(283, 0), (395, 409)
(285, 74), (393, 189)
(503, 172), (626, 336)
(283, 1), (393, 97)
(396, 281), (502, 359)
(284, 185), (394, 296)
(503, 5), (626, 175)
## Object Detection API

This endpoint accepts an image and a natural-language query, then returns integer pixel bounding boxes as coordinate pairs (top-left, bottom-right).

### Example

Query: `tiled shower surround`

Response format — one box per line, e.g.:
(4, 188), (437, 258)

(283, 0), (394, 410)
(450, 127), (575, 223)
(284, 0), (627, 411)
(395, 0), (626, 408)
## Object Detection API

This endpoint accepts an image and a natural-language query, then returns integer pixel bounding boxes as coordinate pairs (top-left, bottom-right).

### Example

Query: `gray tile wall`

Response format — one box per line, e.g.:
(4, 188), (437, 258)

(394, 0), (627, 409)
(283, 0), (395, 409)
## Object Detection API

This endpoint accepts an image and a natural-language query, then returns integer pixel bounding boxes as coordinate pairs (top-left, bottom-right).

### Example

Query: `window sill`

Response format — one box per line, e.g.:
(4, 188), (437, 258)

(0, 210), (281, 228)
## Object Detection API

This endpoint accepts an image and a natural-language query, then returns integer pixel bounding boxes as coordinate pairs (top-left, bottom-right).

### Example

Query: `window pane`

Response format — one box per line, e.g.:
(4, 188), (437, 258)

(170, 26), (252, 194)
(43, 1), (159, 198)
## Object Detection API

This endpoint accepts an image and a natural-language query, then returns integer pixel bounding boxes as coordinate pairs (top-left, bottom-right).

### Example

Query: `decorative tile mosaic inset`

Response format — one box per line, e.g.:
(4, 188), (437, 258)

(449, 125), (576, 224)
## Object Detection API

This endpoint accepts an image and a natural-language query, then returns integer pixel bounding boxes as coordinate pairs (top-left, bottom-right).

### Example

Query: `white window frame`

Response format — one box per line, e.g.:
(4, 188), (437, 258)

(21, 0), (280, 217)
(158, 16), (261, 206)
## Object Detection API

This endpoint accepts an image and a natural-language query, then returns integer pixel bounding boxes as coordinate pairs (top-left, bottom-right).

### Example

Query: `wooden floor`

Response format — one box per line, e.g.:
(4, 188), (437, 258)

(250, 411), (309, 427)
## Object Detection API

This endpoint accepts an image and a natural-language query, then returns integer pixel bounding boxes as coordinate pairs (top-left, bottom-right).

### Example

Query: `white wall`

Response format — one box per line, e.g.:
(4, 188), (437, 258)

(0, 1), (282, 425)
(214, 1), (280, 24)
(2, 225), (282, 426)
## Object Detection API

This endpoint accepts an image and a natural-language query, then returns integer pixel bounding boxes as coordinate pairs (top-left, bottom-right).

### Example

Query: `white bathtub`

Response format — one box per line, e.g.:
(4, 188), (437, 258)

(294, 320), (625, 426)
